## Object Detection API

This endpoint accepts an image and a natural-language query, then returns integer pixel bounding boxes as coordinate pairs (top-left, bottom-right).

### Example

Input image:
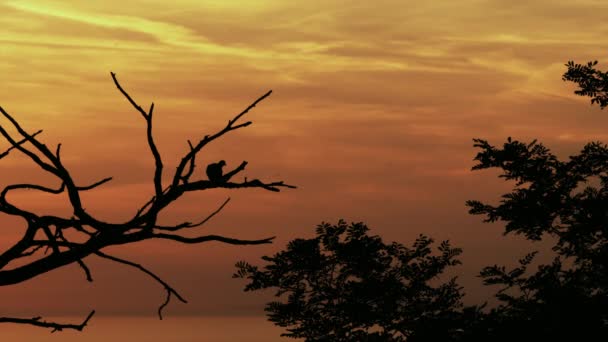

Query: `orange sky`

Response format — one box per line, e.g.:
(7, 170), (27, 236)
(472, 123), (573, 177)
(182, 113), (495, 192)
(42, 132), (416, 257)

(1, 0), (608, 339)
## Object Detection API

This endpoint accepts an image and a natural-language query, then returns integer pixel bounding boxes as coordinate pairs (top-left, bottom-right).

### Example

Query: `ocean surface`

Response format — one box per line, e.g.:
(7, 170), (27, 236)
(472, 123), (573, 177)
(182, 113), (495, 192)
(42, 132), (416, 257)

(2, 316), (296, 341)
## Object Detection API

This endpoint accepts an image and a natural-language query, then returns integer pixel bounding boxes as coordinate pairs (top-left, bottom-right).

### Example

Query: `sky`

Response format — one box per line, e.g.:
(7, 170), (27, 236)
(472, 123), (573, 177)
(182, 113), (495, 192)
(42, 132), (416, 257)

(1, 0), (608, 339)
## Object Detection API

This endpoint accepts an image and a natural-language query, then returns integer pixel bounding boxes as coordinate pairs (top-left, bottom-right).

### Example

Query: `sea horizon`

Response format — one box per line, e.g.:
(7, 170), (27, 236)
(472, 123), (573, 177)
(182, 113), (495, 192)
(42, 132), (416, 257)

(2, 315), (295, 341)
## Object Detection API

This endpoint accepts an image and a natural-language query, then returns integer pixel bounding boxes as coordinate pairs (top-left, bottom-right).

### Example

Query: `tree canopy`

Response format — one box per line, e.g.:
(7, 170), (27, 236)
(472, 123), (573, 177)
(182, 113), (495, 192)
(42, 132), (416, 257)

(464, 136), (608, 340)
(234, 220), (464, 341)
(235, 60), (608, 341)
(563, 60), (608, 109)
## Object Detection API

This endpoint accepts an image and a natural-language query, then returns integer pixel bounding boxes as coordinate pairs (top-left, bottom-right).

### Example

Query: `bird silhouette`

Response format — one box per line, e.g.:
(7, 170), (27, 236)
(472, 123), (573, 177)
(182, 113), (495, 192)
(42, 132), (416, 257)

(206, 160), (227, 183)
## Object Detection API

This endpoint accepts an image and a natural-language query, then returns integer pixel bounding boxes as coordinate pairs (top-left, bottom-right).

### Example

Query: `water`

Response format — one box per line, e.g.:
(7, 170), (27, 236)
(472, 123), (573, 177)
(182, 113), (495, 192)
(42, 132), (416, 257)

(1, 315), (296, 341)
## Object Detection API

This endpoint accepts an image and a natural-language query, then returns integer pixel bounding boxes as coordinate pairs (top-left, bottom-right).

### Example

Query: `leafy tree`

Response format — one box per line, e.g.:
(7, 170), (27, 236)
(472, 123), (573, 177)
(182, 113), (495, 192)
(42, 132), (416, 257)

(563, 60), (608, 108)
(459, 62), (608, 340)
(234, 220), (464, 341)
(0, 72), (295, 331)
(235, 60), (608, 341)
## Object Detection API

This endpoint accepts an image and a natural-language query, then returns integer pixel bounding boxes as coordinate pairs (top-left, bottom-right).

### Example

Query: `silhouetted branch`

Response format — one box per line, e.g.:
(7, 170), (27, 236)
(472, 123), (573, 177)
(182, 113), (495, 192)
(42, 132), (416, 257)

(222, 161), (248, 182)
(1, 182), (65, 196)
(155, 197), (230, 231)
(76, 259), (93, 282)
(0, 310), (95, 332)
(109, 72), (149, 119)
(563, 60), (608, 109)
(170, 90), (272, 189)
(76, 177), (113, 191)
(15, 245), (45, 259)
(0, 117), (57, 175)
(180, 140), (196, 184)
(0, 129), (42, 159)
(0, 72), (294, 331)
(133, 185), (172, 219)
(111, 72), (164, 198)
(95, 251), (187, 319)
(181, 179), (296, 193)
(152, 233), (275, 245)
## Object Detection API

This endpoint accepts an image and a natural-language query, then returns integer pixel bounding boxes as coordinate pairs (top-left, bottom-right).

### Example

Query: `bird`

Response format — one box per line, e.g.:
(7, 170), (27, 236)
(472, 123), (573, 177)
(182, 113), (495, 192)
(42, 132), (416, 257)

(206, 160), (227, 183)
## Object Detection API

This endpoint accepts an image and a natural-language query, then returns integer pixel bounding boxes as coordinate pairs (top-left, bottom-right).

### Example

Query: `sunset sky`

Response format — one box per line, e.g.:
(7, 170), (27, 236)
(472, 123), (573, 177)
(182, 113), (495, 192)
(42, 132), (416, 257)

(1, 0), (608, 340)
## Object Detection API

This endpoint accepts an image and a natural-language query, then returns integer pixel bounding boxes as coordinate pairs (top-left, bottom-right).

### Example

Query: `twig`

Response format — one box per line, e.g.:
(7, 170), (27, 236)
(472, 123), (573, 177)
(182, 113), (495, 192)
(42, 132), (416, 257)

(110, 72), (164, 198)
(0, 310), (95, 332)
(95, 251), (187, 319)
(152, 233), (275, 245)
(0, 129), (43, 159)
(155, 197), (231, 231)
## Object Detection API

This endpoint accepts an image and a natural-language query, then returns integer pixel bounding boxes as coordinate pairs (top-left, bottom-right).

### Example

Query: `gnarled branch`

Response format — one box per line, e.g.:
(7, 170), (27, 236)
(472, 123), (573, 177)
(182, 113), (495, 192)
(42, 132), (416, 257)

(0, 72), (294, 331)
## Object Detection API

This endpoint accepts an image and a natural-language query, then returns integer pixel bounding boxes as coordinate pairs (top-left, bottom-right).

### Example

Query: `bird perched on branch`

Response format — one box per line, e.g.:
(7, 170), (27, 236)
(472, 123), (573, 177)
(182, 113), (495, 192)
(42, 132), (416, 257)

(206, 160), (227, 184)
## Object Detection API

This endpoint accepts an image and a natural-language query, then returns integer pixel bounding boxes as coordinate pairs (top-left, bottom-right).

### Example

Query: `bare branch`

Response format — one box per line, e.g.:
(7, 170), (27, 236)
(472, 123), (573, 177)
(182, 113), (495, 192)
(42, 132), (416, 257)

(17, 245), (45, 259)
(95, 251), (187, 319)
(222, 161), (248, 182)
(75, 177), (113, 191)
(109, 72), (149, 119)
(110, 72), (164, 198)
(0, 310), (95, 332)
(152, 233), (275, 245)
(229, 90), (272, 126)
(241, 179), (297, 192)
(171, 90), (272, 188)
(76, 259), (93, 282)
(41, 225), (60, 254)
(182, 178), (297, 193)
(0, 74), (293, 332)
(0, 123), (58, 175)
(181, 140), (196, 184)
(1, 182), (65, 196)
(146, 106), (163, 198)
(55, 143), (61, 160)
(155, 197), (231, 231)
(0, 129), (43, 159)
(0, 107), (63, 173)
(52, 229), (93, 282)
(133, 185), (172, 219)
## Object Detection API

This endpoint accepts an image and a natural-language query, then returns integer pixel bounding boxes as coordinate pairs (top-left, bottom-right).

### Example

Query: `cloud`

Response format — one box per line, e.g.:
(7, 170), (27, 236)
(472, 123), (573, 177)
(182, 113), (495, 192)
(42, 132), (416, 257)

(5, 1), (263, 57)
(3, 0), (608, 320)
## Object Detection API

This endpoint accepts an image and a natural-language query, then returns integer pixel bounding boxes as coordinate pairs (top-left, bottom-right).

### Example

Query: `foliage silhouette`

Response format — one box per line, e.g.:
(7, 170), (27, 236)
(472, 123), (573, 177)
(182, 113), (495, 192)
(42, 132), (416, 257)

(463, 137), (608, 340)
(457, 62), (608, 340)
(235, 61), (608, 341)
(563, 60), (608, 108)
(0, 72), (295, 331)
(234, 220), (464, 341)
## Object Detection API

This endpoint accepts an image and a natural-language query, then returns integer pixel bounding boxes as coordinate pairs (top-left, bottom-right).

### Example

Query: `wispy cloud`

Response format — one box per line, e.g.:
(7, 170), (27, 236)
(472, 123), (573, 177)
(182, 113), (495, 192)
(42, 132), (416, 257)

(2, 0), (608, 319)
(6, 1), (264, 57)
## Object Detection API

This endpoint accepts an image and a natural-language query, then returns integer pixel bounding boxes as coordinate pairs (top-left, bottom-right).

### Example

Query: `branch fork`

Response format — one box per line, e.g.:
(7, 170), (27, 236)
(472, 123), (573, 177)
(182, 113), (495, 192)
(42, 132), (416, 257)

(0, 72), (295, 331)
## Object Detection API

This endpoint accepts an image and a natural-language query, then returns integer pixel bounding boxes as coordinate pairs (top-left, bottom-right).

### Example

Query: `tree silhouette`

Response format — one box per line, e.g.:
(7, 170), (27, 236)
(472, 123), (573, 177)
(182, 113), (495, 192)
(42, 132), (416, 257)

(464, 138), (608, 339)
(0, 72), (295, 331)
(234, 220), (464, 341)
(563, 60), (608, 108)
(233, 61), (608, 341)
(458, 62), (608, 340)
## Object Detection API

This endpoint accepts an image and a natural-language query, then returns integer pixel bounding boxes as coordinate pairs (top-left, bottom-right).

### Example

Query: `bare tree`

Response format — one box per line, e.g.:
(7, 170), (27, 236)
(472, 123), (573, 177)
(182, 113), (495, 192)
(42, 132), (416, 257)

(0, 72), (295, 332)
